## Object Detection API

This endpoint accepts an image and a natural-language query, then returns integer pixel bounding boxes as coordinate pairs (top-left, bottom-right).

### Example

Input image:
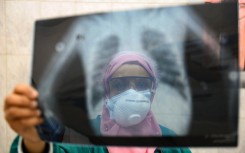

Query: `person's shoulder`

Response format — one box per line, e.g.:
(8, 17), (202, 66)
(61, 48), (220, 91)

(90, 115), (102, 135)
(158, 125), (192, 153)
(159, 125), (176, 136)
(157, 147), (192, 153)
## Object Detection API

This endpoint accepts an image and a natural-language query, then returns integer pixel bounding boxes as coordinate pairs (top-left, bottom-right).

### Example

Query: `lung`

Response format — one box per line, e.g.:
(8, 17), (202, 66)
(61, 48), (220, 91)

(32, 2), (239, 146)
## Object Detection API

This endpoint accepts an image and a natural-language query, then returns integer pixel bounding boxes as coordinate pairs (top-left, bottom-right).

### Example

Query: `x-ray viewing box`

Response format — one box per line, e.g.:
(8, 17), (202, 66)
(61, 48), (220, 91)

(32, 2), (239, 147)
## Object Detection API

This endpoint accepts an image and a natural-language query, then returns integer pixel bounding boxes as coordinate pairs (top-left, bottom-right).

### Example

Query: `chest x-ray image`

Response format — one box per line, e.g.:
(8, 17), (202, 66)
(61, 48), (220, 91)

(32, 2), (239, 146)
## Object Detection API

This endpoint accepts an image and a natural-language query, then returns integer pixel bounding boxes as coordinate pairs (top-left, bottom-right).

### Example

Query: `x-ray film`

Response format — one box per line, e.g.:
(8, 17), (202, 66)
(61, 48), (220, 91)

(32, 2), (239, 146)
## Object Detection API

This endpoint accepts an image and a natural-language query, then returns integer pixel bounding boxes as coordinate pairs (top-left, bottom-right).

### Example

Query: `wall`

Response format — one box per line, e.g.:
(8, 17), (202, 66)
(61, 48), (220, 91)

(0, 0), (244, 152)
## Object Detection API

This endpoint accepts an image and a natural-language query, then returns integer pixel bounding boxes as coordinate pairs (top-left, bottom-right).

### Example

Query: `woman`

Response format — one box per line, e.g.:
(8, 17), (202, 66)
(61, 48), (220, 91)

(5, 52), (191, 153)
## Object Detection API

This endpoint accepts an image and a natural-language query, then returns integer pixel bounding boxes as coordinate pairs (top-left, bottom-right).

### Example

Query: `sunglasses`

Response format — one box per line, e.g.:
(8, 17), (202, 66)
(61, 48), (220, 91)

(108, 76), (154, 95)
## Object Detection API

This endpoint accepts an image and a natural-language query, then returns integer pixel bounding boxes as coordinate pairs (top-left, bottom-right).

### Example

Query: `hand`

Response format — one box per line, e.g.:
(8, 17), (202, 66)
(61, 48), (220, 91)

(4, 84), (45, 152)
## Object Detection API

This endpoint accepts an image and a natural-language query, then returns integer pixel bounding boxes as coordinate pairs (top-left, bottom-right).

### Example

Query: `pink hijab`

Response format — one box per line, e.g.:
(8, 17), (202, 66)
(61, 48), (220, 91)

(100, 52), (162, 153)
(100, 52), (161, 136)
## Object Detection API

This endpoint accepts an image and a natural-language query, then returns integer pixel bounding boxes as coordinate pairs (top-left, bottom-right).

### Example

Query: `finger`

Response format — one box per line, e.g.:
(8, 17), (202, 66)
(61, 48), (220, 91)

(9, 117), (43, 132)
(18, 117), (44, 127)
(5, 107), (41, 120)
(4, 94), (37, 110)
(14, 84), (38, 100)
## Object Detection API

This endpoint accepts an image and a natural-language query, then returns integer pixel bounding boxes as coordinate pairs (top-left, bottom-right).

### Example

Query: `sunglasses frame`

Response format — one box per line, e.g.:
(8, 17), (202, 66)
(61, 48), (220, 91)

(107, 76), (154, 95)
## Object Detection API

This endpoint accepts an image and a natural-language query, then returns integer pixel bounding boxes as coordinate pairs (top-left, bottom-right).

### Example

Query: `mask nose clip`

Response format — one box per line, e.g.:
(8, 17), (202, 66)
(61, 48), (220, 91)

(129, 81), (137, 90)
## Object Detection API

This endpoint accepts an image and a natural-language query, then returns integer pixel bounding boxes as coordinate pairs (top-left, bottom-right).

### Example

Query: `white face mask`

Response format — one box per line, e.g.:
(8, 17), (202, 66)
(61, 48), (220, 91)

(106, 89), (151, 127)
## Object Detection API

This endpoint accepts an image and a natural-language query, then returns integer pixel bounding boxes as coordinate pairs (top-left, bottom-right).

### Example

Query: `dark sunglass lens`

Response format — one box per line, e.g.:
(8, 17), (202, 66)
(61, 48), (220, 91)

(110, 78), (127, 93)
(135, 78), (152, 91)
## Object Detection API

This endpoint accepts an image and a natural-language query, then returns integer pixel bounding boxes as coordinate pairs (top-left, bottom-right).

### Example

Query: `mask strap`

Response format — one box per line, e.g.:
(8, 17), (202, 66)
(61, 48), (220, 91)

(150, 89), (156, 102)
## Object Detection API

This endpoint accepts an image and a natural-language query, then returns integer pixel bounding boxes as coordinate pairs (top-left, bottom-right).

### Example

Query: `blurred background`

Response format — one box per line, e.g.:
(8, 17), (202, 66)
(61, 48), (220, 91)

(0, 0), (244, 152)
